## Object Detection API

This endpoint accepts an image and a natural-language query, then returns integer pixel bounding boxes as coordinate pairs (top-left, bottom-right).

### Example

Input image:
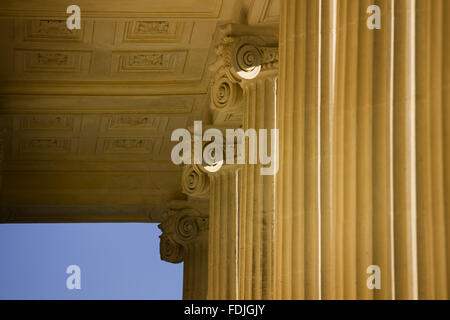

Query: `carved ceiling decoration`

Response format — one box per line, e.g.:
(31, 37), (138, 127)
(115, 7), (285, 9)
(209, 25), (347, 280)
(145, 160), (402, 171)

(0, 0), (280, 223)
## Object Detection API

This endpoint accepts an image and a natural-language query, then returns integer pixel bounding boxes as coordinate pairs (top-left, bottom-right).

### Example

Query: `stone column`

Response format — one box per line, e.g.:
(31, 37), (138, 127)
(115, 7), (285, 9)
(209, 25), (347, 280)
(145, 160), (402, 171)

(208, 24), (279, 299)
(206, 166), (240, 300)
(182, 121), (241, 300)
(237, 50), (278, 300)
(332, 0), (395, 301)
(275, 0), (321, 300)
(239, 72), (278, 300)
(277, 0), (450, 300)
(179, 131), (240, 300)
(414, 0), (450, 300)
(276, 0), (398, 301)
(158, 204), (209, 300)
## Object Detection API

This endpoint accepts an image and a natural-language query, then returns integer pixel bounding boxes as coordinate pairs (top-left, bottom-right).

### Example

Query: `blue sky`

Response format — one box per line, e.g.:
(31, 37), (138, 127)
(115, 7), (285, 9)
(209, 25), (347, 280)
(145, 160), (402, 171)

(0, 223), (183, 300)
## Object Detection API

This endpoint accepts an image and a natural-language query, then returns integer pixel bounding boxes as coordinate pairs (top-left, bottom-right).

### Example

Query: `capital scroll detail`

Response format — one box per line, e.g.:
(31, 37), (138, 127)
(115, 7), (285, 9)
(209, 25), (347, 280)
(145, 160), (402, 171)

(210, 71), (243, 113)
(158, 209), (208, 264)
(214, 36), (279, 81)
(209, 30), (278, 116)
(181, 165), (210, 198)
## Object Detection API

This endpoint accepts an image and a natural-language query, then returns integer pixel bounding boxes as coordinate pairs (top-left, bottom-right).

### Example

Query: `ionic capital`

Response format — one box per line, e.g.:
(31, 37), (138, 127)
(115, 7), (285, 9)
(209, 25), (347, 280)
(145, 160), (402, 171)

(181, 165), (210, 199)
(215, 36), (278, 81)
(158, 208), (208, 264)
(210, 24), (279, 81)
(209, 24), (278, 117)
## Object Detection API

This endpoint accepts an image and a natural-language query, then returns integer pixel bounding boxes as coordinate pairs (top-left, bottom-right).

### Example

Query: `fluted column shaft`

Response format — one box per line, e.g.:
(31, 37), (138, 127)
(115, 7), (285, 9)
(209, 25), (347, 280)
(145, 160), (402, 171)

(277, 0), (450, 300)
(207, 167), (239, 300)
(414, 0), (450, 299)
(332, 0), (395, 300)
(275, 0), (321, 300)
(206, 25), (278, 300)
(183, 234), (209, 300)
(239, 69), (277, 300)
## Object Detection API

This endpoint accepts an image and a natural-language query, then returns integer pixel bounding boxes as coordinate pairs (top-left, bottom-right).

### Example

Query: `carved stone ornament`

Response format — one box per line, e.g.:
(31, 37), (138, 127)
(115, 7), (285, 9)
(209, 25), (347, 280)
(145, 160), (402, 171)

(209, 25), (279, 115)
(210, 70), (243, 113)
(213, 35), (279, 81)
(181, 165), (210, 198)
(158, 209), (209, 263)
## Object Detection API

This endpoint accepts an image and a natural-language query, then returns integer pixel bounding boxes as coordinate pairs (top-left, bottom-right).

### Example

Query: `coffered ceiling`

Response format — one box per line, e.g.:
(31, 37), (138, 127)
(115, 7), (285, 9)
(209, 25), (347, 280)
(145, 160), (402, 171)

(0, 0), (280, 223)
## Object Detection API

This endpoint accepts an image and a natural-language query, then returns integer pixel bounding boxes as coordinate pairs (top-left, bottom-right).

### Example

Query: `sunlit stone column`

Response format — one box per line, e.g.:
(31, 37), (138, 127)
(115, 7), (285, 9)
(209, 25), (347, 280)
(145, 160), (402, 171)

(239, 72), (278, 300)
(181, 124), (240, 299)
(275, 0), (321, 300)
(276, 0), (412, 301)
(330, 0), (450, 300)
(237, 50), (278, 301)
(277, 0), (396, 300)
(414, 0), (450, 300)
(331, 0), (395, 300)
(322, 0), (429, 300)
(209, 24), (279, 299)
(158, 203), (209, 300)
(205, 165), (240, 300)
(277, 0), (450, 300)
(183, 124), (240, 299)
